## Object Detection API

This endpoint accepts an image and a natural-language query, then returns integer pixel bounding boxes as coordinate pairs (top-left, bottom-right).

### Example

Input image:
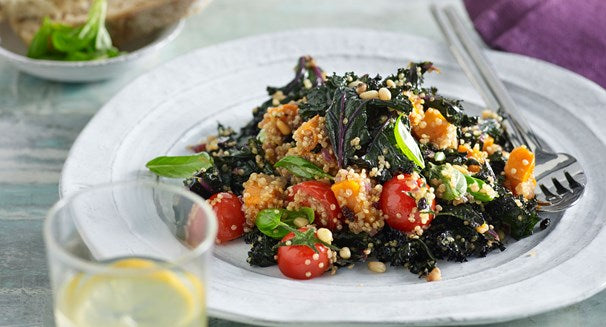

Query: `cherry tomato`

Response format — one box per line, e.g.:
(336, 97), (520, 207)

(277, 228), (330, 280)
(287, 181), (342, 230)
(380, 174), (436, 232)
(209, 192), (245, 243)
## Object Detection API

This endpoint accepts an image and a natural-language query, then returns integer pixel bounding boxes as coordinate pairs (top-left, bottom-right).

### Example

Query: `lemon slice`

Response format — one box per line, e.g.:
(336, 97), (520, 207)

(58, 258), (204, 327)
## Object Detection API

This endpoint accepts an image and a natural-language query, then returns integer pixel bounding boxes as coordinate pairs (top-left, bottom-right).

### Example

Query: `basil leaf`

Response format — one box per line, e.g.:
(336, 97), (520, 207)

(27, 18), (55, 58)
(146, 152), (213, 178)
(256, 207), (315, 239)
(274, 156), (333, 180)
(27, 0), (122, 61)
(52, 0), (107, 52)
(255, 209), (285, 239)
(394, 114), (425, 169)
(429, 164), (467, 201)
(464, 175), (497, 202)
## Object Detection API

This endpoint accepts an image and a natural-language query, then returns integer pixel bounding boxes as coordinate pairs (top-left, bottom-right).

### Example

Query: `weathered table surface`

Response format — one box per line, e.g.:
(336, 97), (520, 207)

(1, 0), (604, 326)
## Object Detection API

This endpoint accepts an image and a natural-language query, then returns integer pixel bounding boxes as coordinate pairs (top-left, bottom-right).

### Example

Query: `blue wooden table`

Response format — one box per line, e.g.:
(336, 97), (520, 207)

(1, 0), (604, 326)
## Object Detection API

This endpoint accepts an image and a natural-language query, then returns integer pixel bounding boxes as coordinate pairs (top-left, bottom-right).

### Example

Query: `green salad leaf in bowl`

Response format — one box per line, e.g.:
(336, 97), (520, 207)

(27, 0), (123, 61)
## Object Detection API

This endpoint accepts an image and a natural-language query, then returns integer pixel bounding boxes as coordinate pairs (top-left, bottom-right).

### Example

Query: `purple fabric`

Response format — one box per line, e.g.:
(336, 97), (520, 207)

(464, 0), (606, 88)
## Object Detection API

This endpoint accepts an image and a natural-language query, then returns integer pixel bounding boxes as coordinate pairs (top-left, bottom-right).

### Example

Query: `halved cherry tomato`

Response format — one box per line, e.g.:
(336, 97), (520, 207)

(380, 174), (436, 232)
(209, 192), (245, 243)
(277, 228), (330, 280)
(287, 181), (342, 230)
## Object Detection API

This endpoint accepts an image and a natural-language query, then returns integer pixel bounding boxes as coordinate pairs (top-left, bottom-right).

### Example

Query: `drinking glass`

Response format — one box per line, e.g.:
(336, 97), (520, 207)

(44, 181), (217, 327)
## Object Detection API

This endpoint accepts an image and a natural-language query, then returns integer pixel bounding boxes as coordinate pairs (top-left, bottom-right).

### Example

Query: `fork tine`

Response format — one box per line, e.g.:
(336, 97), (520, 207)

(552, 178), (570, 195)
(539, 184), (559, 200)
(564, 171), (582, 189)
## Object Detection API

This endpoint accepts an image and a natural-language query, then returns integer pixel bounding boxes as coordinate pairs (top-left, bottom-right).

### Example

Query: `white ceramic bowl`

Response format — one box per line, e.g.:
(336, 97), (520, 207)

(0, 19), (183, 82)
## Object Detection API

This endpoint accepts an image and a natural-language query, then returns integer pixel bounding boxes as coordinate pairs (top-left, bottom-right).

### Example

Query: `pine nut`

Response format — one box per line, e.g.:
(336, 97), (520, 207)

(276, 120), (291, 135)
(367, 261), (386, 273)
(359, 90), (379, 100)
(385, 79), (396, 88)
(339, 247), (351, 259)
(378, 87), (391, 101)
(293, 217), (309, 228)
(355, 82), (368, 94)
(303, 78), (313, 89)
(348, 80), (362, 88)
(475, 223), (488, 234)
(426, 267), (442, 282)
(317, 228), (333, 244)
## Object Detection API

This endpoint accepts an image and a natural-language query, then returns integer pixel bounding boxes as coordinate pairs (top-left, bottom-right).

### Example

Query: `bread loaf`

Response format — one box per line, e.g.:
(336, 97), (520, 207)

(3, 0), (202, 47)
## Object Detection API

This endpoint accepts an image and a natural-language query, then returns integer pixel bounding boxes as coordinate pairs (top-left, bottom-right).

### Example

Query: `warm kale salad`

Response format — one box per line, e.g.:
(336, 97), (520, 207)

(146, 56), (542, 281)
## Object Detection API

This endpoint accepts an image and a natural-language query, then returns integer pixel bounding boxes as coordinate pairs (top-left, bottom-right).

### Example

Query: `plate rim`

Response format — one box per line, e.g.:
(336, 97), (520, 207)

(59, 28), (606, 326)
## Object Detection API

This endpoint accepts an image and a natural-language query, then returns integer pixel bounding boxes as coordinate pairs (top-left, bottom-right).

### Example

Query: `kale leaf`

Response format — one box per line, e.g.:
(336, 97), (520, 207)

(437, 204), (486, 229)
(480, 118), (510, 148)
(484, 187), (541, 240)
(373, 226), (437, 276)
(239, 56), (325, 139)
(332, 228), (373, 267)
(325, 87), (370, 168)
(245, 228), (279, 267)
(385, 61), (435, 92)
(299, 85), (333, 120)
(423, 93), (477, 127)
(355, 116), (415, 183)
(187, 133), (274, 197)
(423, 204), (504, 261)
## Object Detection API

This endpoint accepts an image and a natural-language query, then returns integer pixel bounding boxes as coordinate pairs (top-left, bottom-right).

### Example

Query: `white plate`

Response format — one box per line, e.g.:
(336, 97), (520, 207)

(60, 29), (606, 326)
(0, 20), (183, 82)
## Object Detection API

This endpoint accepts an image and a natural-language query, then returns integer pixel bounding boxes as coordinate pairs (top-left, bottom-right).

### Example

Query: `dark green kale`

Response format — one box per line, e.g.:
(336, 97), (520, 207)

(487, 152), (507, 178)
(480, 118), (509, 146)
(422, 146), (467, 166)
(186, 165), (224, 199)
(423, 92), (477, 127)
(325, 87), (370, 168)
(239, 56), (325, 139)
(423, 205), (503, 261)
(301, 64), (421, 122)
(373, 226), (437, 276)
(299, 85), (333, 120)
(187, 132), (274, 197)
(245, 228), (279, 267)
(473, 161), (498, 184)
(332, 228), (373, 267)
(358, 73), (384, 90)
(215, 138), (274, 194)
(365, 81), (414, 113)
(484, 187), (541, 240)
(355, 115), (415, 183)
(385, 61), (436, 92)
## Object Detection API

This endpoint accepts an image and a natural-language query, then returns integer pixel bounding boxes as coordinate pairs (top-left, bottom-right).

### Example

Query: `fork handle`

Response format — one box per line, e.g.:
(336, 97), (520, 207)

(432, 5), (544, 153)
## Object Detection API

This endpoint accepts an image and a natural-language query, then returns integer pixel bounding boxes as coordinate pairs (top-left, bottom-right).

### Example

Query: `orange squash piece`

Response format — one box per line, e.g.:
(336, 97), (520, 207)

(458, 143), (487, 164)
(505, 146), (535, 183)
(293, 115), (321, 152)
(331, 180), (361, 212)
(504, 146), (536, 198)
(482, 135), (494, 152)
(412, 108), (457, 149)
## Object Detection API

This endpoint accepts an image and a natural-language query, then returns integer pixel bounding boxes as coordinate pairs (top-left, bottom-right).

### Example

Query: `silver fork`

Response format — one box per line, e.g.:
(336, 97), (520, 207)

(431, 5), (586, 212)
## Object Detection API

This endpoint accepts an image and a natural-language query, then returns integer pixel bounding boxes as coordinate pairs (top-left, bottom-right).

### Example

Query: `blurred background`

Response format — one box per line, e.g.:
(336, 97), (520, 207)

(0, 0), (604, 326)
